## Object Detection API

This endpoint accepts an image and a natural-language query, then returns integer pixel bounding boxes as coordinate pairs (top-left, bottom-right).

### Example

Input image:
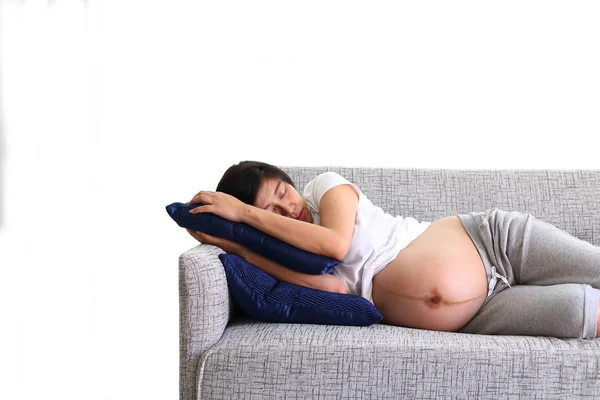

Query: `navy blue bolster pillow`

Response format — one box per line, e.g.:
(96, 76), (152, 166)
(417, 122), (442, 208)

(219, 253), (383, 326)
(166, 202), (340, 275)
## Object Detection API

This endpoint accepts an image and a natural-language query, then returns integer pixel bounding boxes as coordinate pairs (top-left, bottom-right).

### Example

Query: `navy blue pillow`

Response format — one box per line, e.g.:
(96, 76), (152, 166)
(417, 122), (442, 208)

(166, 201), (340, 275)
(219, 253), (382, 326)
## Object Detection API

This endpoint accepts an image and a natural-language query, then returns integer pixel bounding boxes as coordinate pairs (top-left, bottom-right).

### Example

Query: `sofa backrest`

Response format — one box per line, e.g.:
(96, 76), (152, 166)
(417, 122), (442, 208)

(282, 166), (600, 247)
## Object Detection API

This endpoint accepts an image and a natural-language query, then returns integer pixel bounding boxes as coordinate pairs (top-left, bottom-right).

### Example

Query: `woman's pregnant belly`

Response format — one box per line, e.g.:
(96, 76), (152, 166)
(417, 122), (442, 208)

(371, 216), (488, 332)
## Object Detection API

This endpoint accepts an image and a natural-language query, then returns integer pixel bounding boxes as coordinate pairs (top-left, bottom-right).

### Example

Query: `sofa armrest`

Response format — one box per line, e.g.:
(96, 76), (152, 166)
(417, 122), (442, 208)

(179, 244), (234, 400)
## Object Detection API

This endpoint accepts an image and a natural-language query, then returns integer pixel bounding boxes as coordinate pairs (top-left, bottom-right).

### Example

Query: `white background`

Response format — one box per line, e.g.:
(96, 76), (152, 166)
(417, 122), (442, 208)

(0, 1), (598, 399)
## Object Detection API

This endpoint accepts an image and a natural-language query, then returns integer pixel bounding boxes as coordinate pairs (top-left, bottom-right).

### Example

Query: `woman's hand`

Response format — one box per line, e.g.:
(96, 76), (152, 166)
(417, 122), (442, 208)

(186, 229), (248, 257)
(319, 273), (349, 294)
(187, 191), (249, 223)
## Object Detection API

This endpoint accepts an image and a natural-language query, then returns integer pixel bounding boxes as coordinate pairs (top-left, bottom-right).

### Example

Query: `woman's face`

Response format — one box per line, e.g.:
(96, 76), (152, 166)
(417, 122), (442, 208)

(254, 178), (313, 223)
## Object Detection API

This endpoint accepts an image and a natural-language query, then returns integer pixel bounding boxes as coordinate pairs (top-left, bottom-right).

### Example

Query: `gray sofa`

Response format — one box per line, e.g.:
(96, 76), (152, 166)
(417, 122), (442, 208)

(179, 167), (600, 400)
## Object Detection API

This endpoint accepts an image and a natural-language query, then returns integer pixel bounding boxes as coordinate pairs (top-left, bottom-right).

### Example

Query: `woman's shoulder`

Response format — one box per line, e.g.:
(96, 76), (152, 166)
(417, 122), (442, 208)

(304, 171), (362, 209)
(305, 171), (353, 193)
(308, 171), (352, 185)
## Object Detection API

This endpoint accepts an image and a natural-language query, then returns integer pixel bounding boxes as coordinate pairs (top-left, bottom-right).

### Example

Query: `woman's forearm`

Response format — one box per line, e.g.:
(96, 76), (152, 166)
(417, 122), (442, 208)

(240, 247), (334, 292)
(242, 205), (343, 259)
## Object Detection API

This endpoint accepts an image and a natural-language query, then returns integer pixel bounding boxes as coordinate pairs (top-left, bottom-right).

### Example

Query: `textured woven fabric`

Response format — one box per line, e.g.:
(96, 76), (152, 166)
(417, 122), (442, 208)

(179, 245), (233, 400)
(283, 167), (600, 247)
(198, 316), (600, 399)
(179, 167), (600, 400)
(219, 253), (382, 326)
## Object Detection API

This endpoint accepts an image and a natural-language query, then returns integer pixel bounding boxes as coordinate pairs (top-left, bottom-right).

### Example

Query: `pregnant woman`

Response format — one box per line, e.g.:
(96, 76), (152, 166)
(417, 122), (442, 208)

(186, 161), (600, 339)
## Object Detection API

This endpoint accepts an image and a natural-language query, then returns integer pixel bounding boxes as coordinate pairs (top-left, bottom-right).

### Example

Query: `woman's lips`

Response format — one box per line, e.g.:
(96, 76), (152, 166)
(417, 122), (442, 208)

(298, 209), (304, 221)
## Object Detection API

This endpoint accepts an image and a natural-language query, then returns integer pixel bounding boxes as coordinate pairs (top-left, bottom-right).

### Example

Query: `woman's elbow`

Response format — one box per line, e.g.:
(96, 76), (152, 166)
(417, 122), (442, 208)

(335, 240), (351, 261)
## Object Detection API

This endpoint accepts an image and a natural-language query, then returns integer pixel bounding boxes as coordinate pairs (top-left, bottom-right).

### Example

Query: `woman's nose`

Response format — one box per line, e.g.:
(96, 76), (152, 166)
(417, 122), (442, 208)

(284, 203), (295, 217)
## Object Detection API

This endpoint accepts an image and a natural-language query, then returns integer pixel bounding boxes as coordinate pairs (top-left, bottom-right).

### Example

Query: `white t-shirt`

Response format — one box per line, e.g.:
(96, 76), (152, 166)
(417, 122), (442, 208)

(303, 172), (432, 305)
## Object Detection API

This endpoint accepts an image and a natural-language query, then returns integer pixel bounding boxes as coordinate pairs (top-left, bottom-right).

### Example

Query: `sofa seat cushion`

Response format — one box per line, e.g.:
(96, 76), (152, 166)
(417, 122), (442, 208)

(196, 316), (600, 399)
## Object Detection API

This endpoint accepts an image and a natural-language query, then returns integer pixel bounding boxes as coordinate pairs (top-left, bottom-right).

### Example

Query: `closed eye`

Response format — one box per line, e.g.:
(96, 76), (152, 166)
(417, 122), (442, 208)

(268, 189), (287, 213)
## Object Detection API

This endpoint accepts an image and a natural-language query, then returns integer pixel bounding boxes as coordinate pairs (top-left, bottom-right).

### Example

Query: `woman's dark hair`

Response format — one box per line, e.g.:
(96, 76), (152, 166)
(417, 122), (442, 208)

(216, 161), (295, 206)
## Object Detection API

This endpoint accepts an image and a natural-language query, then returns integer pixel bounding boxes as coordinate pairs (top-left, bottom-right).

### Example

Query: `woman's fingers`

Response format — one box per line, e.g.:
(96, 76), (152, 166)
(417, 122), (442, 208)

(200, 232), (220, 245)
(189, 205), (208, 214)
(192, 230), (217, 245)
(188, 191), (215, 205)
(187, 193), (202, 205)
(186, 229), (200, 242)
(187, 195), (202, 205)
(186, 229), (210, 244)
(185, 229), (239, 254)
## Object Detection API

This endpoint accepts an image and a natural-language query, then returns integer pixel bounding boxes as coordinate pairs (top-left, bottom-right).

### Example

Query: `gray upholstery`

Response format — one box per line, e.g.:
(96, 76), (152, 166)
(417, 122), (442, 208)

(180, 167), (600, 400)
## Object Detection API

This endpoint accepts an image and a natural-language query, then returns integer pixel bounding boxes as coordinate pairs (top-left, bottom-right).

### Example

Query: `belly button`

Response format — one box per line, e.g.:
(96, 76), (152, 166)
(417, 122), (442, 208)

(424, 287), (444, 309)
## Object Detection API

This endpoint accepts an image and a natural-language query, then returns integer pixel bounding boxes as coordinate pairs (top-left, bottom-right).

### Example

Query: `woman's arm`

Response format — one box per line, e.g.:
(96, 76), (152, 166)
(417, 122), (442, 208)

(242, 184), (359, 260)
(187, 229), (347, 294)
(240, 247), (347, 294)
(188, 185), (358, 260)
(242, 205), (344, 259)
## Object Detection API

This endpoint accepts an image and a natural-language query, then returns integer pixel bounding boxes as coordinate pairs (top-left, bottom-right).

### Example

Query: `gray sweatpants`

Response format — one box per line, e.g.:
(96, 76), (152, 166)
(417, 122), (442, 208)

(456, 208), (600, 339)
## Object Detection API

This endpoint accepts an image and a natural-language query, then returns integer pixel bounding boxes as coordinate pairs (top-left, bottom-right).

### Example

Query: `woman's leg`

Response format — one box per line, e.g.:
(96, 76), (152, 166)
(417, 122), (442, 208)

(457, 208), (600, 339)
(459, 284), (600, 338)
(511, 212), (600, 287)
